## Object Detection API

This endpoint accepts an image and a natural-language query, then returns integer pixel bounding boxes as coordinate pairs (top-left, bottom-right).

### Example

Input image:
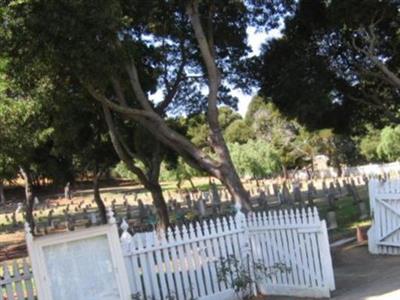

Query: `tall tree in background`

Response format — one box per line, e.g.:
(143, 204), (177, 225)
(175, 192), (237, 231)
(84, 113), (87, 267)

(0, 97), (51, 230)
(256, 0), (399, 132)
(48, 90), (120, 224)
(1, 0), (295, 209)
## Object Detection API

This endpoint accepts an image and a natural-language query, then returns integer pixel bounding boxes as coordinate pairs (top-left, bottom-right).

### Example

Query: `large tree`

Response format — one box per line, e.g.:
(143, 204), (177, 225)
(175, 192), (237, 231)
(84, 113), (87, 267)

(256, 0), (400, 132)
(1, 0), (294, 209)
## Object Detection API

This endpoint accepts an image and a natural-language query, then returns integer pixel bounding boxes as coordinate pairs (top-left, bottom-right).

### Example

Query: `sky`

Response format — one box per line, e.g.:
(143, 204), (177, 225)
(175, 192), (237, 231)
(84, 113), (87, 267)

(233, 26), (283, 116)
(149, 24), (284, 116)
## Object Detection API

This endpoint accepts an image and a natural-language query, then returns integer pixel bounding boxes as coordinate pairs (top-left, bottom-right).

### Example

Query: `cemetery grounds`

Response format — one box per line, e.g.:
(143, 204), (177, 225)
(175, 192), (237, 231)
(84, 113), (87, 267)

(0, 175), (370, 262)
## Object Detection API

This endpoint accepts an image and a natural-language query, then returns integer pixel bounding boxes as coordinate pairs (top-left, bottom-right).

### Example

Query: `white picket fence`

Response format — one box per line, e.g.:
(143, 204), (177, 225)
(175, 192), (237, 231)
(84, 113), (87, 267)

(368, 179), (400, 255)
(121, 207), (335, 299)
(1, 207), (335, 300)
(0, 259), (35, 300)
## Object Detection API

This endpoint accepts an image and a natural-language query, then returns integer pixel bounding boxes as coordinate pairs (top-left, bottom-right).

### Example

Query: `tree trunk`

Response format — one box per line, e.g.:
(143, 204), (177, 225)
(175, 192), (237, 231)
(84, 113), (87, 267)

(282, 165), (289, 179)
(93, 172), (107, 224)
(19, 167), (35, 232)
(217, 164), (251, 211)
(335, 160), (343, 177)
(0, 180), (5, 204)
(188, 177), (196, 191)
(147, 182), (169, 231)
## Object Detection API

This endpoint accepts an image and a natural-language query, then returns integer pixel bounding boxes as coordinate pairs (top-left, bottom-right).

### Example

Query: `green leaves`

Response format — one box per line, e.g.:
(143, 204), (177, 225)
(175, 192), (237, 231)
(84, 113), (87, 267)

(229, 140), (281, 178)
(377, 126), (400, 161)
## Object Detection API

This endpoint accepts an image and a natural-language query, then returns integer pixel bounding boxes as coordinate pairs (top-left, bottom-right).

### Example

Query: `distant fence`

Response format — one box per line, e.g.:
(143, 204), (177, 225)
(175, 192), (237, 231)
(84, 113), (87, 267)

(1, 207), (335, 300)
(121, 207), (335, 299)
(344, 162), (400, 177)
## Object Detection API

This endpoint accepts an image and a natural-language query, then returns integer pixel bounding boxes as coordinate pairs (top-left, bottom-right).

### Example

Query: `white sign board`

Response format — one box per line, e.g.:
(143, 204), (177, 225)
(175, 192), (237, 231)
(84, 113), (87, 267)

(26, 222), (131, 300)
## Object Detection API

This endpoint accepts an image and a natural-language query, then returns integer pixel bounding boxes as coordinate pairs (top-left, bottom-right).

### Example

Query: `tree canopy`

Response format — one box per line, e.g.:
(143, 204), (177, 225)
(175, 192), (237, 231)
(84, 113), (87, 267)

(257, 0), (400, 133)
(0, 0), (297, 209)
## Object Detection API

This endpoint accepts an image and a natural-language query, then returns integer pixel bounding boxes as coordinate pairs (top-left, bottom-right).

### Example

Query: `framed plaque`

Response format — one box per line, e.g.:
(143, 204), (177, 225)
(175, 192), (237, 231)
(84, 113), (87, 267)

(25, 217), (131, 300)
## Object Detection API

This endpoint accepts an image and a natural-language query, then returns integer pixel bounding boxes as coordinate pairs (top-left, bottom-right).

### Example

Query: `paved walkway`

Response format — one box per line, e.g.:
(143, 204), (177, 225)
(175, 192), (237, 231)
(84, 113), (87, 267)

(269, 242), (400, 300)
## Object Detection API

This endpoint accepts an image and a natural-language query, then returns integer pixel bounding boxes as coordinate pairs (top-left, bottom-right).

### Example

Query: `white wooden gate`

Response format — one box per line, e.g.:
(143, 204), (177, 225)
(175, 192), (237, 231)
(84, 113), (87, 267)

(121, 207), (335, 299)
(248, 208), (335, 298)
(368, 179), (400, 254)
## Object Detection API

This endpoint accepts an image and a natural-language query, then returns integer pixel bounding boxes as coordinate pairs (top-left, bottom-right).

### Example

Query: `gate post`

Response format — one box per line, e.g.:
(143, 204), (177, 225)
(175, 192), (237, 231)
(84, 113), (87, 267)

(367, 180), (379, 254)
(234, 203), (257, 296)
(319, 219), (335, 291)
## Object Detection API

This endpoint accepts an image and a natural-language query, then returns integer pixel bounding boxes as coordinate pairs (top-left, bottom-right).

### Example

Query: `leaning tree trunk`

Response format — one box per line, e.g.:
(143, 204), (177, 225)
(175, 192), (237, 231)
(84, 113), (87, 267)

(216, 164), (251, 211)
(19, 167), (35, 232)
(0, 180), (6, 204)
(146, 182), (169, 230)
(188, 177), (196, 191)
(93, 172), (107, 224)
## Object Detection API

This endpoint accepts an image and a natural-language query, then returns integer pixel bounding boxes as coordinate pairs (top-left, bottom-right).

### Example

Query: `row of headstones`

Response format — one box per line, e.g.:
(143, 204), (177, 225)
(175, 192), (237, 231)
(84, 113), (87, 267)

(129, 175), (371, 223)
(17, 173), (379, 233)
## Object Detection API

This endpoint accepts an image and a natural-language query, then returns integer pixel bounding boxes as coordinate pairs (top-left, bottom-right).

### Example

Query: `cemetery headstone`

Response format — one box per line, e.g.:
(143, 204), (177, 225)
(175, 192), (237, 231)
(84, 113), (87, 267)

(334, 179), (342, 194)
(272, 183), (279, 197)
(282, 182), (292, 205)
(327, 211), (338, 230)
(184, 192), (192, 209)
(11, 212), (17, 227)
(292, 183), (303, 206)
(67, 215), (75, 231)
(47, 210), (54, 227)
(326, 184), (337, 210)
(257, 190), (268, 209)
(16, 202), (23, 214)
(322, 180), (328, 196)
(210, 183), (221, 214)
(196, 197), (206, 217)
(90, 212), (98, 225)
(64, 182), (72, 199)
(349, 179), (361, 204)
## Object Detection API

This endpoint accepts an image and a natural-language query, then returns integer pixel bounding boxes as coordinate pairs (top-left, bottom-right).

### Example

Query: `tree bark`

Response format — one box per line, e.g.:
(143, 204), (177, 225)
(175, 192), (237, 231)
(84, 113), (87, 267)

(0, 180), (5, 204)
(219, 165), (251, 210)
(147, 182), (169, 230)
(188, 178), (196, 190)
(282, 165), (289, 179)
(93, 171), (107, 224)
(19, 167), (35, 232)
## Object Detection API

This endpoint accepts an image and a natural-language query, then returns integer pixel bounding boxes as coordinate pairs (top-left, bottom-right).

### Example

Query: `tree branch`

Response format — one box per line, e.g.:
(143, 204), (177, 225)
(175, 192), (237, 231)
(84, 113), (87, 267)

(187, 0), (221, 129)
(125, 61), (154, 111)
(156, 45), (187, 114)
(85, 82), (220, 176)
(352, 24), (400, 90)
(86, 83), (157, 120)
(102, 105), (150, 184)
(111, 77), (128, 106)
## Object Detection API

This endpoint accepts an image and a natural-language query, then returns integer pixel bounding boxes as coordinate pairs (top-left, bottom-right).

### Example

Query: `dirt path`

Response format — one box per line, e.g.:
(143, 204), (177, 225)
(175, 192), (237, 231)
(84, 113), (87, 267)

(269, 242), (400, 300)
